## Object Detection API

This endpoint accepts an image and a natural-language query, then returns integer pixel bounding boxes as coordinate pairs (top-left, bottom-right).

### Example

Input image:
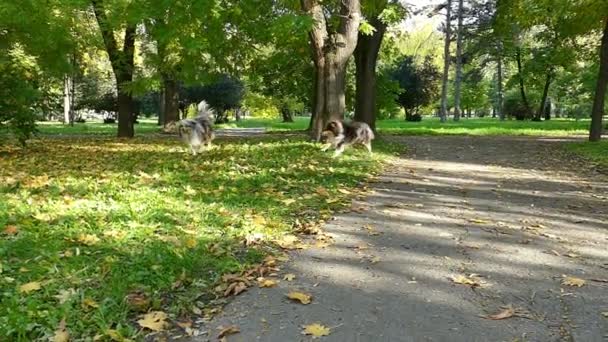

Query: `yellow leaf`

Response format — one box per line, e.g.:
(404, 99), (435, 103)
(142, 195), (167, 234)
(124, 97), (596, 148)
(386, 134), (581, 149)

(282, 199), (296, 205)
(283, 274), (296, 281)
(53, 319), (69, 342)
(19, 281), (42, 294)
(82, 297), (99, 309)
(562, 276), (585, 287)
(137, 311), (168, 331)
(468, 218), (490, 224)
(450, 275), (480, 287)
(217, 325), (240, 338)
(258, 278), (279, 288)
(184, 238), (197, 249)
(302, 323), (331, 337)
(338, 188), (351, 195)
(105, 329), (132, 342)
(370, 256), (381, 264)
(287, 291), (312, 304)
(77, 234), (100, 246)
(486, 307), (515, 320)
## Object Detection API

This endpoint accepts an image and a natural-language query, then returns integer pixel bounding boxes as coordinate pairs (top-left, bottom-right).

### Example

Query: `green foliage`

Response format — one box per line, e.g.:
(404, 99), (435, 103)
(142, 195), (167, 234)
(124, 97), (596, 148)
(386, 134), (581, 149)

(0, 134), (392, 340)
(390, 55), (441, 119)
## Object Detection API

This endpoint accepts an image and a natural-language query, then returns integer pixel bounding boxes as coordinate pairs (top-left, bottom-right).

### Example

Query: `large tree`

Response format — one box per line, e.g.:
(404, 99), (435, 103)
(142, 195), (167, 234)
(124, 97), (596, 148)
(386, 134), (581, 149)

(301, 0), (362, 141)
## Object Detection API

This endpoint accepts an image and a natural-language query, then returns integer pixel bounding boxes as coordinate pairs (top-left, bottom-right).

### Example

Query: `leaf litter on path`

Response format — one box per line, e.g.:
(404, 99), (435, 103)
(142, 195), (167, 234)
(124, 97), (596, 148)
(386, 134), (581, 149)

(562, 276), (586, 287)
(287, 291), (312, 304)
(217, 325), (240, 339)
(302, 323), (331, 338)
(137, 311), (168, 331)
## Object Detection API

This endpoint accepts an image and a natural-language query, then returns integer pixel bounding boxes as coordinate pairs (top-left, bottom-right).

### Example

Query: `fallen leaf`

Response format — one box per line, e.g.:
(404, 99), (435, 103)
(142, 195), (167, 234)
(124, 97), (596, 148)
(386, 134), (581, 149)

(283, 274), (296, 281)
(77, 234), (100, 246)
(258, 278), (279, 288)
(468, 218), (490, 224)
(184, 238), (197, 249)
(486, 307), (515, 320)
(562, 276), (585, 287)
(338, 188), (351, 195)
(125, 292), (150, 312)
(137, 311), (168, 331)
(302, 323), (331, 337)
(450, 275), (480, 287)
(287, 291), (312, 304)
(282, 199), (296, 205)
(53, 319), (69, 342)
(3, 225), (18, 235)
(602, 312), (608, 318)
(54, 289), (77, 304)
(370, 256), (381, 264)
(82, 297), (99, 310)
(217, 325), (240, 338)
(19, 281), (42, 294)
(315, 187), (330, 197)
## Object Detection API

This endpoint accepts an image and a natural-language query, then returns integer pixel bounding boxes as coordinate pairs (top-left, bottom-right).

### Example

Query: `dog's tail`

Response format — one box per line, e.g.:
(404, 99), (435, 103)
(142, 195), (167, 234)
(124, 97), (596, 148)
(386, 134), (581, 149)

(197, 101), (215, 120)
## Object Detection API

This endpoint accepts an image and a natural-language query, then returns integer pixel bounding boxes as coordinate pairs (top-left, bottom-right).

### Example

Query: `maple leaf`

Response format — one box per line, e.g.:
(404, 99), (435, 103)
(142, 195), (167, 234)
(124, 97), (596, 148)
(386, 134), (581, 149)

(302, 323), (331, 337)
(283, 274), (296, 281)
(486, 306), (515, 320)
(137, 311), (168, 331)
(287, 291), (312, 304)
(2, 225), (18, 235)
(19, 281), (42, 294)
(53, 319), (69, 342)
(217, 325), (240, 338)
(562, 276), (585, 287)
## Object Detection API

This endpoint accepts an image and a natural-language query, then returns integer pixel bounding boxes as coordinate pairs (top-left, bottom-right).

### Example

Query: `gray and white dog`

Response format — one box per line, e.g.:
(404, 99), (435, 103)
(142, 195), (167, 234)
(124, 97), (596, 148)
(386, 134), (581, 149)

(177, 101), (215, 155)
(320, 120), (374, 157)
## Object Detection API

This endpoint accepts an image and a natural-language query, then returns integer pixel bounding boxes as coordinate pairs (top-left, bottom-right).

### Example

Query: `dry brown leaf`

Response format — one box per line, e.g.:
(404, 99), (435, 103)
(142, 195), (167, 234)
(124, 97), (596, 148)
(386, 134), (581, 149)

(125, 292), (150, 312)
(287, 291), (312, 304)
(315, 187), (330, 197)
(450, 275), (480, 287)
(283, 273), (296, 281)
(3, 225), (18, 235)
(217, 325), (240, 338)
(258, 278), (279, 288)
(53, 319), (69, 342)
(275, 235), (306, 250)
(302, 323), (331, 337)
(137, 311), (168, 331)
(486, 307), (515, 320)
(263, 256), (277, 267)
(224, 281), (248, 297)
(19, 281), (42, 294)
(562, 276), (586, 287)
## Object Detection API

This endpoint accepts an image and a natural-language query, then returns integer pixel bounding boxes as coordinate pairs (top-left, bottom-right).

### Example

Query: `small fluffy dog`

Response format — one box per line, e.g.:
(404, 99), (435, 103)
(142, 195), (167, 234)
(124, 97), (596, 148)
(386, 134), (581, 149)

(320, 120), (374, 156)
(177, 101), (215, 155)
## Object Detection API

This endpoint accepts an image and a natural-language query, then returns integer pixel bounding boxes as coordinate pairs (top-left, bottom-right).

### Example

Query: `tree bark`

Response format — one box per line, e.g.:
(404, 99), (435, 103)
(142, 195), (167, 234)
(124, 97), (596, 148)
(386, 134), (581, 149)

(439, 0), (452, 123)
(92, 0), (136, 138)
(63, 74), (72, 124)
(589, 17), (608, 142)
(158, 88), (165, 125)
(496, 48), (505, 120)
(162, 75), (179, 126)
(535, 70), (552, 121)
(302, 0), (361, 141)
(354, 16), (387, 131)
(453, 0), (464, 122)
(515, 47), (531, 119)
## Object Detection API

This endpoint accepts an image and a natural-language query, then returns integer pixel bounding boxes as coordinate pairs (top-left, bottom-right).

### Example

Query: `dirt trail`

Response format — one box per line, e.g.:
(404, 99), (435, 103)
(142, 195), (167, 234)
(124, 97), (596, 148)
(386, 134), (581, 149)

(191, 136), (608, 342)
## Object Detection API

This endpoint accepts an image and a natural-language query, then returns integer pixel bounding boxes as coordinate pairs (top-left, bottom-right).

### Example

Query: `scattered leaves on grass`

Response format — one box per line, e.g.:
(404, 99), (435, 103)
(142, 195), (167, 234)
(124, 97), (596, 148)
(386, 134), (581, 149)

(137, 311), (168, 331)
(287, 291), (312, 304)
(275, 235), (307, 250)
(562, 276), (586, 287)
(485, 306), (515, 320)
(283, 274), (296, 281)
(77, 234), (100, 246)
(19, 281), (42, 294)
(81, 297), (99, 310)
(302, 323), (331, 337)
(217, 325), (240, 338)
(53, 319), (69, 342)
(125, 292), (150, 312)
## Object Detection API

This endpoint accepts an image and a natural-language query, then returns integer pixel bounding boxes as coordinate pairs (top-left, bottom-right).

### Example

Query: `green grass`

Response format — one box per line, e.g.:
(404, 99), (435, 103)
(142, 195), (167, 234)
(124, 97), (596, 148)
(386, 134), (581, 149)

(35, 120), (160, 136)
(567, 141), (608, 170)
(0, 134), (400, 340)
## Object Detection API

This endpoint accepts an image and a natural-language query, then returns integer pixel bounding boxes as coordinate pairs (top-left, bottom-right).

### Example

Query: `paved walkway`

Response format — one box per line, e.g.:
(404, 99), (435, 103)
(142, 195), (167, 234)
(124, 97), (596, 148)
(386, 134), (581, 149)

(192, 136), (608, 342)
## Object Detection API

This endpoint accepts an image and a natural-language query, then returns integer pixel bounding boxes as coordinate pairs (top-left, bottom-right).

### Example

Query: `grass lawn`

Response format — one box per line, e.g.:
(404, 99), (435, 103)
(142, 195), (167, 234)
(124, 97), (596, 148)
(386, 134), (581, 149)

(0, 134), (400, 340)
(567, 141), (608, 170)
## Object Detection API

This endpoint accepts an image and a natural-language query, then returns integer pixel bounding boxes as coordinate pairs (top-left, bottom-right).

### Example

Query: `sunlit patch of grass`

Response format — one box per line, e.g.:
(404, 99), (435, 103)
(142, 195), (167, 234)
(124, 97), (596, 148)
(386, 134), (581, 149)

(0, 135), (400, 340)
(567, 140), (608, 171)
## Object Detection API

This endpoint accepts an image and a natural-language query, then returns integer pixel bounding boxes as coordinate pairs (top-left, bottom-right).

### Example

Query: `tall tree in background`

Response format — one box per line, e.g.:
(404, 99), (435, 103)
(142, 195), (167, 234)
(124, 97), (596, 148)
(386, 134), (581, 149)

(91, 0), (137, 138)
(301, 0), (362, 140)
(590, 17), (608, 141)
(354, 1), (406, 131)
(437, 0), (452, 122)
(453, 0), (464, 121)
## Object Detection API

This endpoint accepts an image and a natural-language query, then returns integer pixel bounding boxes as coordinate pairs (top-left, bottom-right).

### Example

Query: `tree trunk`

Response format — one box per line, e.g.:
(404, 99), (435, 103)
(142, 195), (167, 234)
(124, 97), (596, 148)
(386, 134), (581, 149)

(535, 70), (552, 121)
(354, 16), (386, 131)
(63, 74), (72, 124)
(589, 17), (608, 142)
(496, 49), (505, 120)
(92, 0), (136, 138)
(453, 0), (464, 122)
(515, 47), (531, 119)
(544, 99), (551, 120)
(439, 0), (452, 123)
(162, 75), (179, 126)
(158, 88), (165, 125)
(302, 0), (361, 141)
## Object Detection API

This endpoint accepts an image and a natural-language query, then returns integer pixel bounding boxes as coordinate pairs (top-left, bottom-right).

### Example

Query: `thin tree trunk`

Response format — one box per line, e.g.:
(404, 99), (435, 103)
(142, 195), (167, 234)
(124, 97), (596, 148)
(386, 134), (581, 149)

(439, 0), (452, 123)
(162, 75), (179, 126)
(92, 0), (136, 138)
(544, 99), (551, 120)
(63, 74), (71, 124)
(158, 88), (165, 125)
(354, 16), (386, 131)
(515, 47), (531, 118)
(535, 70), (552, 121)
(302, 0), (361, 141)
(496, 49), (504, 120)
(453, 0), (464, 122)
(589, 17), (608, 142)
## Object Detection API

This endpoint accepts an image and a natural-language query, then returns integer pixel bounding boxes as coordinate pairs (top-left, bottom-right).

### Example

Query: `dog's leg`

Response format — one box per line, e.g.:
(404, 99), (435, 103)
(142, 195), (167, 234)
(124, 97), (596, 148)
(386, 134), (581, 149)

(190, 145), (198, 156)
(321, 143), (332, 152)
(333, 144), (345, 157)
(364, 142), (373, 154)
